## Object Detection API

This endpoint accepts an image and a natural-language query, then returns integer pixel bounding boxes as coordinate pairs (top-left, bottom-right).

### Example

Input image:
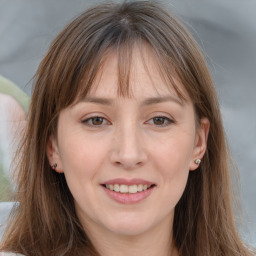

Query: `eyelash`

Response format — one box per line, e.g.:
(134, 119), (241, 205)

(82, 115), (174, 127)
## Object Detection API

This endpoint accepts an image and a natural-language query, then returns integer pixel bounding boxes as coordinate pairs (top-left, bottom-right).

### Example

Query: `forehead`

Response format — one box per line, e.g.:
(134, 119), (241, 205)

(86, 45), (188, 102)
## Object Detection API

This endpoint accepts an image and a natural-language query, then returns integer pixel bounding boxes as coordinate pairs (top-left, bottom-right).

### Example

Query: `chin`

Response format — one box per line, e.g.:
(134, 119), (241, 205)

(105, 216), (154, 236)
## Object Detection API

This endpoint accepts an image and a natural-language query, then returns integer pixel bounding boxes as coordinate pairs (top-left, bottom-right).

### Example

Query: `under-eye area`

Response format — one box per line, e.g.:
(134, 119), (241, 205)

(101, 184), (156, 194)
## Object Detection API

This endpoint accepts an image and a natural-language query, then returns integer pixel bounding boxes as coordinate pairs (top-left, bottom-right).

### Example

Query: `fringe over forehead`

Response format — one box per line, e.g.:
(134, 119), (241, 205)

(36, 1), (206, 120)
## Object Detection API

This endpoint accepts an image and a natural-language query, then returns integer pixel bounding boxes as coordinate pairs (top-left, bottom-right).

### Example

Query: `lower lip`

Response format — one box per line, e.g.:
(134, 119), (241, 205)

(102, 186), (154, 204)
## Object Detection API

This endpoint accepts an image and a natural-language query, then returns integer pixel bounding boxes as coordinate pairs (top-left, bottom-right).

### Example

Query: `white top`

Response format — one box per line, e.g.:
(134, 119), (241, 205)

(0, 253), (24, 256)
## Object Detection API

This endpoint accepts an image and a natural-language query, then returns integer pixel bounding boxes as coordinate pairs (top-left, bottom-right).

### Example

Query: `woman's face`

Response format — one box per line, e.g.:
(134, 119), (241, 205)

(47, 48), (209, 239)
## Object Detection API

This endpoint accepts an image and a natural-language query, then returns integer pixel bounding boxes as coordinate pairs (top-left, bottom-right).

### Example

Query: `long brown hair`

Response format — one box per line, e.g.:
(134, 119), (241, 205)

(1, 1), (254, 255)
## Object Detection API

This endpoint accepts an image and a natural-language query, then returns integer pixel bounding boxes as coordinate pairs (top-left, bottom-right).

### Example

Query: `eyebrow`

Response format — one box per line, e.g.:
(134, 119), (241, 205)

(141, 96), (183, 106)
(81, 95), (183, 106)
(81, 97), (113, 105)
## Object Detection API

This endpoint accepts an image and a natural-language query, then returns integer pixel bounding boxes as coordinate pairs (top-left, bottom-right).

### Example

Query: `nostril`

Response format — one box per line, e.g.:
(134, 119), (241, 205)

(114, 160), (143, 169)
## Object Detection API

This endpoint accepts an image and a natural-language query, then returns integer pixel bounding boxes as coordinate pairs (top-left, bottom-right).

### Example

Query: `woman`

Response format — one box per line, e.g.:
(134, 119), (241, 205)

(0, 1), (254, 255)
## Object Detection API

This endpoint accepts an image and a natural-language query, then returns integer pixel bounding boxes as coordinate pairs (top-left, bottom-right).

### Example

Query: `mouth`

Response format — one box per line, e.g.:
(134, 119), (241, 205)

(101, 179), (156, 204)
(101, 184), (156, 194)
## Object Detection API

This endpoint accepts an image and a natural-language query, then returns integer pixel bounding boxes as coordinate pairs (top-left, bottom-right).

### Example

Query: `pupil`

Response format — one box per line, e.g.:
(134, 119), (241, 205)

(93, 117), (103, 125)
(154, 117), (164, 125)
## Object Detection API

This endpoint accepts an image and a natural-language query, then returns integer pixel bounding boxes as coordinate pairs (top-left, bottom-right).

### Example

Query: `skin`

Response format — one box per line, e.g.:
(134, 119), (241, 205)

(47, 47), (209, 256)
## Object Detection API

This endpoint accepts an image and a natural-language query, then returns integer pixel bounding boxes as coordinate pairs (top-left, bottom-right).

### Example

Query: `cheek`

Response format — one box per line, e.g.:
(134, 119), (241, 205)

(58, 136), (109, 212)
(153, 132), (195, 172)
(58, 131), (109, 184)
(151, 148), (190, 213)
(150, 131), (195, 200)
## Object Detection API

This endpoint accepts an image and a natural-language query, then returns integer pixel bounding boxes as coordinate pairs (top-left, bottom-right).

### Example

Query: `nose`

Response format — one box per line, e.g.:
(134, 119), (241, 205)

(109, 123), (148, 170)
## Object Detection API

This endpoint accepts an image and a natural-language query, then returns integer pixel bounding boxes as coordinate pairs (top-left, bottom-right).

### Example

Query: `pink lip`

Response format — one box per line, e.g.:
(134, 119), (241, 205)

(102, 178), (154, 186)
(102, 185), (154, 204)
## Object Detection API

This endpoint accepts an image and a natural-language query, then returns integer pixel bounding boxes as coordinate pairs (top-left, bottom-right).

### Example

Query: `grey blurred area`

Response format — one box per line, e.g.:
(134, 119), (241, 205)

(0, 0), (255, 246)
(0, 202), (15, 240)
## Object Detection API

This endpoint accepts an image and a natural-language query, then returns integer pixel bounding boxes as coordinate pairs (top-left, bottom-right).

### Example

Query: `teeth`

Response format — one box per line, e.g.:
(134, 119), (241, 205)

(105, 184), (152, 193)
(137, 184), (143, 192)
(114, 184), (120, 192)
(120, 184), (128, 193)
(129, 185), (137, 194)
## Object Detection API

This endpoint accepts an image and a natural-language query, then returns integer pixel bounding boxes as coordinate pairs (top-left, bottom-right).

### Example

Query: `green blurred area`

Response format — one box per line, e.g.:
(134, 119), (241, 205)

(0, 166), (12, 201)
(0, 76), (30, 202)
(0, 156), (13, 201)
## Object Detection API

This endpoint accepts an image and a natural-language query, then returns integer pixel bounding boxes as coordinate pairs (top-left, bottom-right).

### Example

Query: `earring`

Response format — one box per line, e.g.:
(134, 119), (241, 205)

(51, 163), (57, 170)
(194, 159), (201, 165)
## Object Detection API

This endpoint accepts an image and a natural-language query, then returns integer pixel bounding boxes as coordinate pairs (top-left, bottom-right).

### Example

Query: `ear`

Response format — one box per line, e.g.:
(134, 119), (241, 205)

(46, 135), (63, 173)
(189, 117), (210, 171)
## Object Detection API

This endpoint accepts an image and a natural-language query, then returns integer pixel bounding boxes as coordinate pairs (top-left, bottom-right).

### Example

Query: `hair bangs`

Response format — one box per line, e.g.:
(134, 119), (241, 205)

(74, 38), (189, 106)
(62, 2), (189, 106)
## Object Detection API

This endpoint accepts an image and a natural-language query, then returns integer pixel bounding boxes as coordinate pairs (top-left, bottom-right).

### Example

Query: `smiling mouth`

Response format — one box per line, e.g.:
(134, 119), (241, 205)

(102, 184), (156, 194)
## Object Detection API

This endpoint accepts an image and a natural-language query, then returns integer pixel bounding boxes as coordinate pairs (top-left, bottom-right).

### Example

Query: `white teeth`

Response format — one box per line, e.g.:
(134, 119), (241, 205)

(137, 184), (143, 192)
(105, 184), (153, 193)
(120, 184), (129, 193)
(114, 184), (120, 192)
(128, 185), (137, 194)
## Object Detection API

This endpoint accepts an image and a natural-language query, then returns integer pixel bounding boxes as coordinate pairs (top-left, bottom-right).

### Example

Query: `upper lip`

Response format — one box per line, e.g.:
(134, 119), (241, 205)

(102, 178), (155, 186)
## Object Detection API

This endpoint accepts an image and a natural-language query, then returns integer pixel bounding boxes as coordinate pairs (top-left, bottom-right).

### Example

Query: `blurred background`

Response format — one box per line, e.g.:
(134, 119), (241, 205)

(0, 0), (255, 246)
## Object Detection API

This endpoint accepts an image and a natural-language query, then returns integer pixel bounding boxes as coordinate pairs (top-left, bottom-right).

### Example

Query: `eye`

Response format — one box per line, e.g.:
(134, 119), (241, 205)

(147, 116), (174, 127)
(82, 116), (110, 127)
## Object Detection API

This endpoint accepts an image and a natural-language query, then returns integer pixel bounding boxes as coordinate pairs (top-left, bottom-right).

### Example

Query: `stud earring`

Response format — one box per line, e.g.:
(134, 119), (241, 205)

(51, 163), (57, 170)
(194, 159), (201, 165)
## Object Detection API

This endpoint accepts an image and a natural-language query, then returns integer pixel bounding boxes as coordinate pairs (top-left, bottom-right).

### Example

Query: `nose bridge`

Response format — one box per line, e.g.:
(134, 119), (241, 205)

(110, 118), (147, 169)
(121, 120), (140, 154)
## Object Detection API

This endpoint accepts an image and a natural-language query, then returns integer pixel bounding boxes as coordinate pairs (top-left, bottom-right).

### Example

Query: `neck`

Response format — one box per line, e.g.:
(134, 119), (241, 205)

(83, 215), (179, 256)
